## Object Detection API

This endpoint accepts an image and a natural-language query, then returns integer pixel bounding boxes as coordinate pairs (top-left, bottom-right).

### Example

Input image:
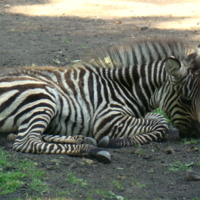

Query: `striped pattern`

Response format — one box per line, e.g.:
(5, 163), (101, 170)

(87, 38), (188, 68)
(2, 38), (200, 163)
(85, 38), (200, 137)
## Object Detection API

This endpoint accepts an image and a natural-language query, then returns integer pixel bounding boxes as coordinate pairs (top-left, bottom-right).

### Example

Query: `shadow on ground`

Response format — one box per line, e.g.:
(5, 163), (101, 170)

(0, 0), (200, 200)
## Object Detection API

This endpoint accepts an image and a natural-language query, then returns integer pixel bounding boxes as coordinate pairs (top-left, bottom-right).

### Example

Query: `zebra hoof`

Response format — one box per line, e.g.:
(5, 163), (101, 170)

(96, 151), (111, 164)
(84, 137), (97, 146)
(97, 136), (109, 147)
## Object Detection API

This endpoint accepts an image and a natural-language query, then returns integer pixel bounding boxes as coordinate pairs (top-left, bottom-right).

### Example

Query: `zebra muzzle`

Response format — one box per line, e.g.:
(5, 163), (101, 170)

(179, 121), (200, 138)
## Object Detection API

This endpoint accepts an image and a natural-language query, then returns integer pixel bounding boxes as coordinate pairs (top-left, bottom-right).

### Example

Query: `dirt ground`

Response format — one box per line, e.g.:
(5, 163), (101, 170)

(1, 0), (200, 199)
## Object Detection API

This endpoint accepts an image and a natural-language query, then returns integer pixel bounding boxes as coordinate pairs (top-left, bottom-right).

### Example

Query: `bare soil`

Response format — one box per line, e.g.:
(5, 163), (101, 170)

(0, 0), (200, 199)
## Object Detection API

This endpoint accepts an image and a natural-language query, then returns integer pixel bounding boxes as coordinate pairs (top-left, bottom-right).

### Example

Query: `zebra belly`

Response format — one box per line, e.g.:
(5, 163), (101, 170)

(44, 103), (93, 137)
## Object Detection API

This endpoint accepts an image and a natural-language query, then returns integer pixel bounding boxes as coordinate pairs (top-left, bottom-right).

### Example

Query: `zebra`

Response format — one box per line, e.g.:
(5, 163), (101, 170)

(2, 38), (200, 163)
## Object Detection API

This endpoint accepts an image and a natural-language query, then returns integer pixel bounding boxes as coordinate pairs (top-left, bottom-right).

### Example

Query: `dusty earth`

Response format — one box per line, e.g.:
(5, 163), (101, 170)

(1, 0), (200, 199)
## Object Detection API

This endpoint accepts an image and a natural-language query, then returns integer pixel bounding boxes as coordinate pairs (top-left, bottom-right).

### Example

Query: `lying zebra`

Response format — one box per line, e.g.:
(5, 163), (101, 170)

(3, 38), (200, 163)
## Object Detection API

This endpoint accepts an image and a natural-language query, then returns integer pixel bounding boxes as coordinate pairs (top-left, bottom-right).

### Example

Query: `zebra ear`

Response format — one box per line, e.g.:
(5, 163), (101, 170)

(165, 57), (182, 77)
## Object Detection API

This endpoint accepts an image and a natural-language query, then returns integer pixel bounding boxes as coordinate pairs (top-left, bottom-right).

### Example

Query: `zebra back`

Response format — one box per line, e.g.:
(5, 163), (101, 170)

(84, 38), (191, 69)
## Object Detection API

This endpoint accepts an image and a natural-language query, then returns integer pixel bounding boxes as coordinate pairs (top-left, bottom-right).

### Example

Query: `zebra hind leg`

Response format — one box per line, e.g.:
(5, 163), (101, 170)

(41, 134), (97, 146)
(41, 135), (111, 162)
(12, 111), (110, 163)
(14, 133), (111, 163)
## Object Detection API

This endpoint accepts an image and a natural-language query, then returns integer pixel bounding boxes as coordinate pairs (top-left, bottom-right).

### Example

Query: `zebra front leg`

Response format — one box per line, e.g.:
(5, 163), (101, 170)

(96, 113), (169, 148)
(7, 133), (97, 146)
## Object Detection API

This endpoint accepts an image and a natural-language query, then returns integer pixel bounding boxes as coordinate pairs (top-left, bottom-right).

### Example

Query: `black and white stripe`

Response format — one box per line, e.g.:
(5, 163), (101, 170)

(3, 38), (200, 163)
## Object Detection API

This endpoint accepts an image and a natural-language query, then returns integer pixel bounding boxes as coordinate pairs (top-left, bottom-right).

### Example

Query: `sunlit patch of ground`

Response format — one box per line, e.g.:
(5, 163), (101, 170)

(4, 0), (200, 31)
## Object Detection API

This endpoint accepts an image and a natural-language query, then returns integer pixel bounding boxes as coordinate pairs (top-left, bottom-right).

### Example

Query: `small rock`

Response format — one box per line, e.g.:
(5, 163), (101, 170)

(166, 146), (175, 154)
(7, 133), (17, 142)
(46, 165), (55, 170)
(185, 171), (200, 181)
(134, 148), (143, 154)
(82, 157), (94, 165)
(117, 175), (126, 180)
(186, 146), (199, 152)
(50, 159), (60, 166)
(80, 169), (85, 173)
(57, 51), (64, 56)
(135, 25), (149, 31)
(4, 4), (10, 8)
(115, 20), (122, 24)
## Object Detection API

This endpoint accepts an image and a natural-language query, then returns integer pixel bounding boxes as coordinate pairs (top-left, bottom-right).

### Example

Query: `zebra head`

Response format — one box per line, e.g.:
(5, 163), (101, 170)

(162, 47), (200, 138)
(85, 38), (200, 139)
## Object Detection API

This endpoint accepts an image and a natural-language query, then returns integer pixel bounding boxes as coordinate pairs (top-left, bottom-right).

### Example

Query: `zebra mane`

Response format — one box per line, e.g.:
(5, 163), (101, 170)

(84, 38), (199, 71)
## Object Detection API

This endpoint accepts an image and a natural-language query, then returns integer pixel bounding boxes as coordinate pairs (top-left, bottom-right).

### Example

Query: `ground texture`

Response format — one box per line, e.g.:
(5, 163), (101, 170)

(0, 0), (200, 199)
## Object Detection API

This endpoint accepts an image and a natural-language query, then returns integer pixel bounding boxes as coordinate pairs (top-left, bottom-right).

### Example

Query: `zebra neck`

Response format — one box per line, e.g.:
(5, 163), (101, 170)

(102, 66), (167, 113)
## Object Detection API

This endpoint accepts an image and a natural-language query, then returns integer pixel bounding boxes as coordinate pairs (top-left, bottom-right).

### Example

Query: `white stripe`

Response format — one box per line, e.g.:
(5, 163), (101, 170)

(0, 89), (19, 105)
(0, 80), (45, 88)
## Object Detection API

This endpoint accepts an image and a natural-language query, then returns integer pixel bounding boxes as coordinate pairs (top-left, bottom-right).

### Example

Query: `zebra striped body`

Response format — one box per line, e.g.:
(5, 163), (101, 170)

(2, 66), (167, 140)
(2, 38), (200, 163)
